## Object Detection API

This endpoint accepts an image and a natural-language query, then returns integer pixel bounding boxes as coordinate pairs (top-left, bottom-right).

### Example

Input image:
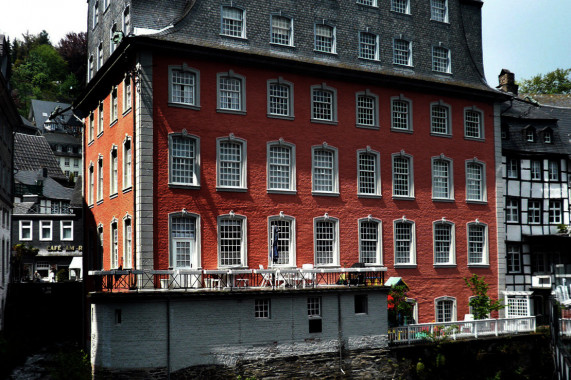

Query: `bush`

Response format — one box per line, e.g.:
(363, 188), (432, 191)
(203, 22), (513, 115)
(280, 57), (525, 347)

(56, 268), (69, 282)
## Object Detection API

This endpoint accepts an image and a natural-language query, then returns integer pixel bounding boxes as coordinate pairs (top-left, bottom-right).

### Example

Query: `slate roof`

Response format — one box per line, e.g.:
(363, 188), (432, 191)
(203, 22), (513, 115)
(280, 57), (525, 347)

(15, 170), (74, 200)
(70, 176), (83, 207)
(14, 133), (66, 180)
(523, 94), (571, 108)
(30, 99), (82, 131)
(44, 131), (81, 146)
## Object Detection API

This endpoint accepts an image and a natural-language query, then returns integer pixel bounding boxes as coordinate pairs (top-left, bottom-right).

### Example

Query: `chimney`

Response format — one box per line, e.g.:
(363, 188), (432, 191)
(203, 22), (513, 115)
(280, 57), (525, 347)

(42, 168), (48, 177)
(497, 69), (519, 95)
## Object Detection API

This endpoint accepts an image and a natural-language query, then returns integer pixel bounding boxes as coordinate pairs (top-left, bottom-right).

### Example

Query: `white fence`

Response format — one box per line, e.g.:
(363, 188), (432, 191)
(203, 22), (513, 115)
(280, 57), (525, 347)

(389, 316), (536, 345)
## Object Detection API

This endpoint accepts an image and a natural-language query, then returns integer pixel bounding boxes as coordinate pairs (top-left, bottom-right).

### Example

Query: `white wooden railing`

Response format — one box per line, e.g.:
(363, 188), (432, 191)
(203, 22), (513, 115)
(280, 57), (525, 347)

(389, 316), (536, 345)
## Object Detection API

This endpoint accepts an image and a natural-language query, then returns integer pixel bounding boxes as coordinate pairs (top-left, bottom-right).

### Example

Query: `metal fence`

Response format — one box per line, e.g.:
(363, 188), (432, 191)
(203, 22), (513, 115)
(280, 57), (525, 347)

(87, 267), (386, 292)
(388, 316), (537, 345)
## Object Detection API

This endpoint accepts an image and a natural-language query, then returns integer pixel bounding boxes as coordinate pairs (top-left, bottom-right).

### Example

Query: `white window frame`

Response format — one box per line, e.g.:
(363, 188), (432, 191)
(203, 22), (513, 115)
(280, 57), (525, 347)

(390, 95), (413, 132)
(217, 213), (247, 268)
(217, 70), (246, 113)
(311, 143), (339, 196)
(432, 46), (451, 73)
(313, 215), (340, 267)
(92, 1), (99, 29)
(267, 140), (296, 193)
(123, 215), (133, 269)
(531, 160), (542, 181)
(391, 0), (410, 14)
(98, 101), (104, 136)
(88, 55), (94, 81)
(525, 127), (535, 142)
(267, 78), (294, 119)
(123, 75), (132, 113)
(393, 218), (416, 267)
(110, 219), (119, 269)
(110, 23), (117, 55)
(216, 135), (247, 191)
(507, 244), (521, 274)
(19, 220), (32, 241)
(393, 38), (412, 66)
(430, 0), (448, 23)
(168, 64), (200, 109)
(431, 155), (453, 200)
(433, 220), (455, 266)
(464, 107), (485, 140)
(314, 23), (336, 54)
(88, 162), (94, 206)
(123, 136), (132, 190)
(527, 199), (542, 224)
(358, 32), (379, 61)
(109, 145), (118, 196)
(169, 211), (201, 269)
(355, 90), (379, 129)
(357, 0), (378, 6)
(311, 83), (338, 124)
(506, 158), (519, 179)
(549, 159), (560, 181)
(435, 296), (456, 322)
(39, 220), (53, 241)
(505, 295), (531, 318)
(268, 214), (296, 267)
(549, 199), (562, 224)
(357, 147), (381, 197)
(392, 151), (414, 199)
(220, 5), (246, 39)
(270, 14), (293, 46)
(88, 113), (94, 142)
(97, 155), (104, 202)
(122, 5), (130, 34)
(168, 132), (200, 188)
(465, 158), (486, 203)
(505, 197), (519, 223)
(358, 217), (383, 265)
(544, 129), (553, 143)
(97, 42), (103, 70)
(255, 298), (271, 318)
(60, 220), (73, 241)
(430, 101), (451, 136)
(467, 221), (489, 266)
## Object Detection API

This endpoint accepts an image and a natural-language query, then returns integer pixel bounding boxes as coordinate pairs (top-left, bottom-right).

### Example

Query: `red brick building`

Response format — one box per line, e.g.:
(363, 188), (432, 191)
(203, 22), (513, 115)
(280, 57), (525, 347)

(78, 0), (506, 325)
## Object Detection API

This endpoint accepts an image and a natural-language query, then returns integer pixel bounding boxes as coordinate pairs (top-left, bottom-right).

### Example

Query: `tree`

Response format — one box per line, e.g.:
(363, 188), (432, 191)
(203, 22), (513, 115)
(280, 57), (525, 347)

(10, 243), (39, 282)
(519, 68), (571, 94)
(464, 274), (504, 320)
(388, 284), (415, 326)
(56, 32), (87, 92)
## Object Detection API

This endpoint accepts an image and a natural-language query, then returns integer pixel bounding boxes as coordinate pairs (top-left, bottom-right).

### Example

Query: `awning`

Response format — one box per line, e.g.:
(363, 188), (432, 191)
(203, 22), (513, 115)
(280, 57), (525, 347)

(69, 256), (82, 270)
(385, 277), (408, 289)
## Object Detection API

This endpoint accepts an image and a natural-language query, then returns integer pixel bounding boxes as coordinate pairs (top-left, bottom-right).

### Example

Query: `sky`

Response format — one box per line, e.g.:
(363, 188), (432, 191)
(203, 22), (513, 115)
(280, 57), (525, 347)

(0, 1), (569, 86)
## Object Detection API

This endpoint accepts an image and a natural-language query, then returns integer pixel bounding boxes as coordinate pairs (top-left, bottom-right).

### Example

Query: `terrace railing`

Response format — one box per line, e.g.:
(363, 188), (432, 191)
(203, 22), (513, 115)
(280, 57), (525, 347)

(87, 266), (386, 293)
(388, 316), (536, 345)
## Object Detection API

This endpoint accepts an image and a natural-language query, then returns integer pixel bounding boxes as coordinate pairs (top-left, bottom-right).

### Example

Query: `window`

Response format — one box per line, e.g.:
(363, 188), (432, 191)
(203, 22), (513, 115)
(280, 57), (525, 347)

(217, 136), (247, 190)
(110, 23), (118, 54)
(218, 214), (247, 267)
(356, 91), (379, 128)
(221, 6), (245, 38)
(392, 152), (414, 198)
(170, 212), (200, 268)
(122, 6), (130, 33)
(355, 295), (368, 314)
(88, 113), (94, 142)
(97, 156), (104, 201)
(111, 220), (118, 269)
(464, 108), (484, 139)
(98, 102), (104, 135)
(169, 65), (200, 108)
(391, 0), (410, 14)
(40, 221), (52, 241)
(110, 146), (118, 196)
(314, 24), (336, 53)
(217, 71), (246, 112)
(466, 160), (485, 202)
(549, 200), (562, 224)
(544, 130), (553, 143)
(123, 76), (132, 112)
(505, 198), (519, 223)
(64, 157), (70, 167)
(311, 84), (337, 123)
(434, 221), (455, 265)
(506, 296), (530, 317)
(307, 297), (322, 333)
(267, 78), (294, 118)
(394, 219), (416, 266)
(506, 158), (519, 179)
(531, 160), (542, 181)
(88, 163), (94, 205)
(525, 128), (535, 142)
(391, 95), (412, 131)
(19, 221), (32, 241)
(88, 55), (94, 81)
(528, 199), (542, 224)
(507, 244), (521, 273)
(267, 141), (296, 192)
(97, 42), (103, 70)
(93, 1), (99, 28)
(357, 0), (377, 6)
(61, 221), (73, 241)
(357, 149), (381, 196)
(255, 299), (271, 318)
(359, 217), (382, 265)
(123, 138), (132, 189)
(432, 156), (453, 200)
(123, 217), (132, 268)
(169, 133), (200, 187)
(430, 0), (448, 22)
(435, 297), (456, 322)
(74, 159), (79, 168)
(268, 215), (295, 266)
(270, 15), (293, 46)
(430, 103), (451, 135)
(393, 39), (412, 66)
(312, 144), (339, 195)
(432, 46), (451, 73)
(467, 222), (488, 265)
(102, 0), (109, 10)
(314, 216), (339, 266)
(548, 160), (559, 181)
(358, 32), (379, 61)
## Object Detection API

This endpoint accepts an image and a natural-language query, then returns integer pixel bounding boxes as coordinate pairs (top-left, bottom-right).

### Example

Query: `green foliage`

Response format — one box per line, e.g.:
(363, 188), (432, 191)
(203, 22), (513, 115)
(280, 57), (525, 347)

(464, 274), (504, 320)
(519, 68), (571, 94)
(56, 268), (69, 282)
(49, 349), (91, 380)
(558, 223), (569, 234)
(388, 284), (415, 326)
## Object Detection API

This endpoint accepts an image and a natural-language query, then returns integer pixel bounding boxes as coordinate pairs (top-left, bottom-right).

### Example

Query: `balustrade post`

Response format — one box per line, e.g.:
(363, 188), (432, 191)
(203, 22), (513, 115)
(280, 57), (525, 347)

(495, 320), (498, 336)
(474, 322), (478, 339)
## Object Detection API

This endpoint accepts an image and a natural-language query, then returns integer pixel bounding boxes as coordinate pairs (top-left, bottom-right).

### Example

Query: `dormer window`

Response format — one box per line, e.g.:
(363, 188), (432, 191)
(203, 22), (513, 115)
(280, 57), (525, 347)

(525, 127), (535, 142)
(544, 130), (553, 143)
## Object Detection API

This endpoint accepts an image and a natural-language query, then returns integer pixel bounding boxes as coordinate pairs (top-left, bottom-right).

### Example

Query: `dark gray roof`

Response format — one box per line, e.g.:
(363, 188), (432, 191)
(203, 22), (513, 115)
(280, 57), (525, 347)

(70, 176), (83, 207)
(523, 94), (571, 108)
(44, 132), (81, 146)
(30, 99), (82, 131)
(15, 170), (74, 200)
(14, 133), (66, 180)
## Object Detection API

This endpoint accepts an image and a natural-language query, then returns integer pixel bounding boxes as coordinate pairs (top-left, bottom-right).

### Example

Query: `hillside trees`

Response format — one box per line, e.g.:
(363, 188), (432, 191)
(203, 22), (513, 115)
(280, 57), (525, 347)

(519, 68), (571, 94)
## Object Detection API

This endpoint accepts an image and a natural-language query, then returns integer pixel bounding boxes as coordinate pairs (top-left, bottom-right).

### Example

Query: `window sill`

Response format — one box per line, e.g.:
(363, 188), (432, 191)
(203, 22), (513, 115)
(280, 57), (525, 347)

(109, 193), (118, 200)
(390, 127), (413, 134)
(358, 194), (382, 199)
(219, 33), (247, 41)
(313, 50), (337, 56)
(464, 136), (485, 142)
(468, 264), (489, 268)
(169, 183), (200, 190)
(110, 119), (118, 128)
(432, 71), (453, 76)
(122, 108), (132, 116)
(466, 200), (487, 205)
(394, 264), (417, 269)
(430, 19), (450, 25)
(96, 200), (104, 205)
(97, 132), (104, 138)
(356, 124), (380, 130)
(311, 119), (338, 126)
(390, 10), (411, 16)
(393, 63), (414, 69)
(168, 102), (200, 111)
(432, 198), (455, 203)
(216, 109), (246, 116)
(267, 189), (297, 195)
(430, 132), (452, 138)
(267, 114), (295, 121)
(434, 264), (456, 268)
(88, 140), (94, 146)
(122, 186), (132, 194)
(270, 42), (295, 48)
(312, 191), (339, 197)
(88, 204), (94, 209)
(216, 187), (248, 192)
(393, 196), (415, 201)
(358, 57), (380, 63)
